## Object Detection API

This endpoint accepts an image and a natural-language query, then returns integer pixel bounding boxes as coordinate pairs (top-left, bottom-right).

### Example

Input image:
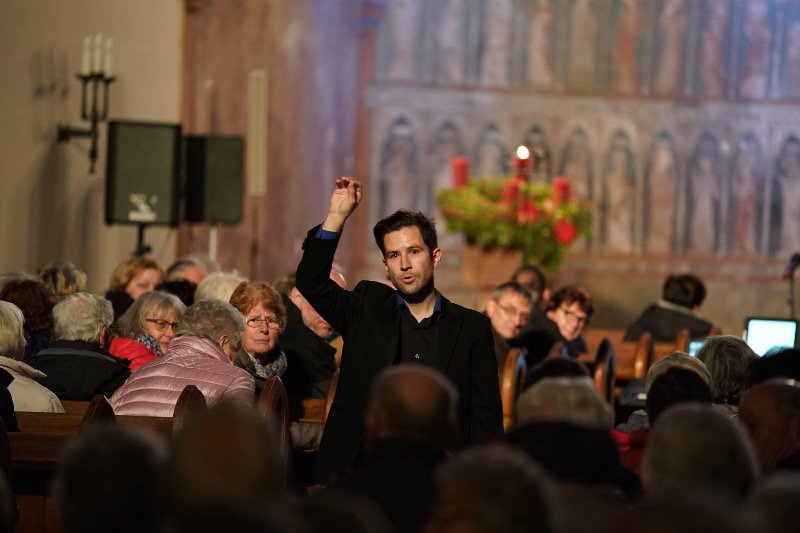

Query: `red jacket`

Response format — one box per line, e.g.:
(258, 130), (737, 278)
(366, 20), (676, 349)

(109, 337), (158, 373)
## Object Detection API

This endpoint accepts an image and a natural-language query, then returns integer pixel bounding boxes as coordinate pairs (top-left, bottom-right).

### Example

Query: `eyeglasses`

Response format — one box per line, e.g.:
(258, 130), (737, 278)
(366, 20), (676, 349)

(145, 318), (179, 332)
(246, 316), (283, 330)
(559, 307), (588, 325)
(497, 303), (530, 323)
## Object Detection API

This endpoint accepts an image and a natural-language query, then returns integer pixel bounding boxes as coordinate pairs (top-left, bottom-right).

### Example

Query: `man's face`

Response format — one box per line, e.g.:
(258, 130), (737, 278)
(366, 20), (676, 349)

(486, 291), (532, 340)
(739, 387), (800, 472)
(382, 226), (441, 300)
(546, 300), (588, 341)
(290, 271), (345, 338)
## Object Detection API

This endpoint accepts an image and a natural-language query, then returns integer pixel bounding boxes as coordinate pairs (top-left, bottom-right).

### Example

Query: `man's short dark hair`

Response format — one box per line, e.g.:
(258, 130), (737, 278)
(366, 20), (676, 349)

(512, 264), (549, 293)
(373, 210), (438, 258)
(490, 281), (533, 303)
(663, 274), (706, 309)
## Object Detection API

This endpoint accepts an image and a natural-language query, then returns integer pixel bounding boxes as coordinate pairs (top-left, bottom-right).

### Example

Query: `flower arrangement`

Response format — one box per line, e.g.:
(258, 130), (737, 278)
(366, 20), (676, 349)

(437, 172), (591, 272)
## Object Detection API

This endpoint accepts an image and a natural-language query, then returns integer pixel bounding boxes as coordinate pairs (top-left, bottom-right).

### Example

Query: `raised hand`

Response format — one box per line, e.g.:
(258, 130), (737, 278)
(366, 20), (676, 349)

(323, 177), (363, 232)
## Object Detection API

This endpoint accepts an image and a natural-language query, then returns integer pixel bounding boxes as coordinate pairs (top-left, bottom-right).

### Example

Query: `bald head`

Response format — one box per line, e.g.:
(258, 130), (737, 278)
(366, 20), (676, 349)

(739, 379), (800, 472)
(366, 365), (459, 448)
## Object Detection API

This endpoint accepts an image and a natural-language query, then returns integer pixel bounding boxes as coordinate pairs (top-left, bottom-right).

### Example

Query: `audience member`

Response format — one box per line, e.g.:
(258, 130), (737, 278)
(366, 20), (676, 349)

(26, 293), (130, 400)
(484, 281), (533, 371)
(615, 500), (754, 533)
(426, 444), (553, 533)
(0, 278), (56, 357)
(165, 401), (283, 518)
(109, 290), (186, 371)
(0, 301), (63, 412)
(52, 426), (167, 533)
(106, 256), (164, 319)
(624, 273), (717, 342)
(274, 271), (341, 451)
(511, 263), (550, 309)
(616, 351), (712, 433)
(229, 282), (288, 387)
(0, 272), (34, 293)
(746, 472), (800, 533)
(615, 367), (713, 480)
(642, 403), (758, 504)
(746, 347), (800, 386)
(0, 369), (18, 431)
(516, 376), (613, 429)
(696, 335), (757, 411)
(329, 365), (458, 533)
(156, 279), (197, 307)
(523, 356), (590, 390)
(279, 271), (341, 400)
(738, 379), (800, 473)
(165, 255), (216, 285)
(110, 299), (254, 415)
(194, 270), (248, 302)
(516, 285), (594, 365)
(37, 262), (87, 300)
(300, 491), (393, 533)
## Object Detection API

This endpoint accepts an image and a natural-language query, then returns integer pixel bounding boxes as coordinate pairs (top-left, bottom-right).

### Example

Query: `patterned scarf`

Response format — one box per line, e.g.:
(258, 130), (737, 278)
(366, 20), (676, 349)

(132, 332), (165, 358)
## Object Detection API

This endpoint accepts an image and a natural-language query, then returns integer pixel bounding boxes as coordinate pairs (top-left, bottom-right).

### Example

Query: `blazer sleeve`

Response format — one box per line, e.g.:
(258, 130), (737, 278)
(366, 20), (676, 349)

(295, 225), (360, 335)
(468, 317), (503, 443)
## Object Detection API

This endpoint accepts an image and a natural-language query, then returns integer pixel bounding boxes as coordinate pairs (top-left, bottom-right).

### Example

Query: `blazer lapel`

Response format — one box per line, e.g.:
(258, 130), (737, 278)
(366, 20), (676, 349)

(435, 298), (463, 372)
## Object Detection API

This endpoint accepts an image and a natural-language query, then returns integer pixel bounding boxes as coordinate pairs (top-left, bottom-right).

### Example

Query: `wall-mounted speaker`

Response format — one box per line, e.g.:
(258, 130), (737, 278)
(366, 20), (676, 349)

(105, 120), (182, 226)
(184, 135), (245, 224)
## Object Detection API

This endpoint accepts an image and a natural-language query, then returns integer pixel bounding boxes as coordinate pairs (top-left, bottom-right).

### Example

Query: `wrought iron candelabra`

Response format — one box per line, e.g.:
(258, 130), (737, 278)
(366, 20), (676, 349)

(57, 35), (115, 174)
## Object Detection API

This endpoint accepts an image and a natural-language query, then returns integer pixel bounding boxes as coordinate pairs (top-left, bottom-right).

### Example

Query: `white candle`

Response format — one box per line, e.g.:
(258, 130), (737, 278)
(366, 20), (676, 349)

(103, 38), (114, 77)
(92, 33), (103, 74)
(80, 36), (91, 75)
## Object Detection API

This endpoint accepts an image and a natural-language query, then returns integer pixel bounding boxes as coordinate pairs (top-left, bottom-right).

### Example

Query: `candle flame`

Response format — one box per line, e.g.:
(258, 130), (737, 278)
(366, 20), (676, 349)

(516, 145), (530, 159)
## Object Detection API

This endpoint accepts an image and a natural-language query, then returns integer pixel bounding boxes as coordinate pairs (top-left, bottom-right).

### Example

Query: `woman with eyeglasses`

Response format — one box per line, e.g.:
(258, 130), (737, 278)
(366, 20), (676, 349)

(516, 286), (594, 366)
(109, 291), (186, 372)
(229, 281), (288, 390)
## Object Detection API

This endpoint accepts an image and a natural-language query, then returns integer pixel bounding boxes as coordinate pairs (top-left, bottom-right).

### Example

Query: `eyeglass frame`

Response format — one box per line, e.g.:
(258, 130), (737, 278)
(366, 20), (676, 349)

(495, 302), (531, 323)
(558, 306), (589, 326)
(144, 318), (180, 332)
(245, 316), (283, 330)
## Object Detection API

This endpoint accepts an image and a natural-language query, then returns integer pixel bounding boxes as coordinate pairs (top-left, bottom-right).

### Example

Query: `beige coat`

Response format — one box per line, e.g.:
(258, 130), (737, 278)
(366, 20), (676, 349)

(0, 356), (64, 413)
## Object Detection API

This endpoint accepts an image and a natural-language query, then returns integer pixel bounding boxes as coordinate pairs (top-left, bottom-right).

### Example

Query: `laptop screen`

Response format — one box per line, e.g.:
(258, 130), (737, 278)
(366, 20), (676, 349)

(744, 317), (799, 356)
(688, 339), (706, 357)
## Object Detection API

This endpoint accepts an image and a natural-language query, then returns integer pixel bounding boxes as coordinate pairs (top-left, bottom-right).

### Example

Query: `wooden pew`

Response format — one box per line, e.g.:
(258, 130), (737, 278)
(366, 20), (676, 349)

(582, 328), (651, 381)
(500, 348), (527, 431)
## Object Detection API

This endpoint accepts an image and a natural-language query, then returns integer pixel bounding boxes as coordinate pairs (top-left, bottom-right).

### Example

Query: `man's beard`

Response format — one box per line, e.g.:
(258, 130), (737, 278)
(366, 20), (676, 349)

(397, 273), (435, 304)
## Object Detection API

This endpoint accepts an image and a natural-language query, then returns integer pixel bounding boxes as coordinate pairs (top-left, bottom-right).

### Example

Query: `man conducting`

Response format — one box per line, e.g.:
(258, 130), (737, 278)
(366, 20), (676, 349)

(296, 177), (502, 484)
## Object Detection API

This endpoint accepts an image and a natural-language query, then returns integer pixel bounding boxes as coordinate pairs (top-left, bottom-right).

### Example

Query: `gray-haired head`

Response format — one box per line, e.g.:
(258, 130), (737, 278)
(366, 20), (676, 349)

(53, 293), (113, 342)
(177, 299), (245, 352)
(114, 291), (186, 338)
(646, 351), (712, 391)
(516, 376), (613, 430)
(642, 403), (758, 503)
(0, 301), (25, 359)
(696, 336), (758, 405)
(194, 271), (248, 302)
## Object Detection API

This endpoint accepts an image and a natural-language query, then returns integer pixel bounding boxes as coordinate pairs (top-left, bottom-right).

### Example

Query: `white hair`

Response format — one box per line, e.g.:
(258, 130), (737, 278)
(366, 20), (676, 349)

(194, 271), (248, 303)
(516, 377), (613, 430)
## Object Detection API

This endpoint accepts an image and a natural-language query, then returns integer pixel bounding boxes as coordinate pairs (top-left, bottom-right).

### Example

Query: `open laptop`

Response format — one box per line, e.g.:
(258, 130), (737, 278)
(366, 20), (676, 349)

(744, 317), (799, 356)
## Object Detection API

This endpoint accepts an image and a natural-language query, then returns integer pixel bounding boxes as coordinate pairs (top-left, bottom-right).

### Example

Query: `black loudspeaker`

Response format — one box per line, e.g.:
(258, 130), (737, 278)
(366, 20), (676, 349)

(184, 135), (244, 224)
(105, 120), (182, 226)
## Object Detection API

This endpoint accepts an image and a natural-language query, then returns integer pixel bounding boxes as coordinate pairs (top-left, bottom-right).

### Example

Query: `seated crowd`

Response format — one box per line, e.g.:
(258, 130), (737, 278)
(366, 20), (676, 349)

(0, 258), (799, 533)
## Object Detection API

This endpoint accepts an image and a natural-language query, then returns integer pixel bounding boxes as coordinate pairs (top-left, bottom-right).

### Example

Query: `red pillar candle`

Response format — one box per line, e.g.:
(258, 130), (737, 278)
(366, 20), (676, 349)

(552, 176), (571, 204)
(451, 157), (470, 188)
(501, 178), (521, 204)
(513, 146), (531, 181)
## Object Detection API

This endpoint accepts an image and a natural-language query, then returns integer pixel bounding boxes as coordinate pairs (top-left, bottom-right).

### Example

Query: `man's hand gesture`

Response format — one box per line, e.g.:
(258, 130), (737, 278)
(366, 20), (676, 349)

(323, 177), (362, 232)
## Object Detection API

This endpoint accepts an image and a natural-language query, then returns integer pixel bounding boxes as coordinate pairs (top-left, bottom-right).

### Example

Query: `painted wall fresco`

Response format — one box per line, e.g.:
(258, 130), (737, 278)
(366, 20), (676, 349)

(368, 0), (800, 261)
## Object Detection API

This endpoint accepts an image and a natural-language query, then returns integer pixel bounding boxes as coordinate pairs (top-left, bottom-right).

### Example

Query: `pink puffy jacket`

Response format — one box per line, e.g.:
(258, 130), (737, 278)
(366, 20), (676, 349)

(109, 336), (254, 416)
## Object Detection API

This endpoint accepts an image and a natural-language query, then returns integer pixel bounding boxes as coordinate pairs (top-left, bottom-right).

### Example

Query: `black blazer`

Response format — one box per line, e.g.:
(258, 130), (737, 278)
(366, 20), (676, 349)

(296, 227), (503, 484)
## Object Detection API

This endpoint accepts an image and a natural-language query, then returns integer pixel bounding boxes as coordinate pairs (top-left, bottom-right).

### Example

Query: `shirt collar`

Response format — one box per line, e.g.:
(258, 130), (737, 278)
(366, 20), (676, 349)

(397, 290), (443, 324)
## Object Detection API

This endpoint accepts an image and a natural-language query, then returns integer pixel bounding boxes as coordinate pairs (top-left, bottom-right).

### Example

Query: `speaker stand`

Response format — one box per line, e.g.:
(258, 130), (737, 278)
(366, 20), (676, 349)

(134, 224), (152, 256)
